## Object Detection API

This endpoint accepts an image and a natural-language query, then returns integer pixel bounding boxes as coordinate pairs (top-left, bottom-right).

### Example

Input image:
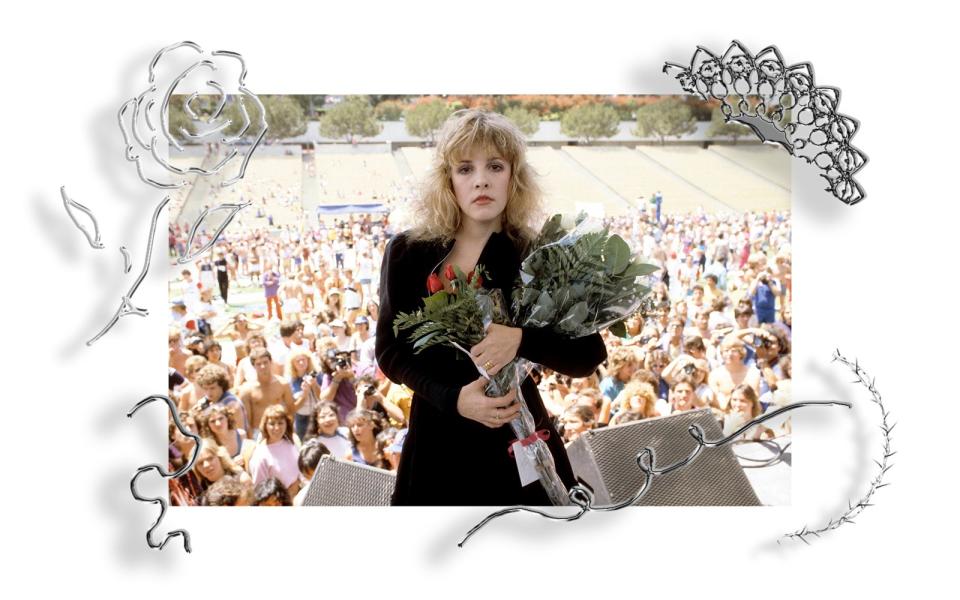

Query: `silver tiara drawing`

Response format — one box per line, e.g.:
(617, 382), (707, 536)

(663, 40), (867, 205)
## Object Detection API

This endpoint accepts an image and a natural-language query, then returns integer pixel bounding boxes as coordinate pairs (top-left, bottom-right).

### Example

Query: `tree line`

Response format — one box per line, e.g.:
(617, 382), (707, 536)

(168, 94), (755, 145)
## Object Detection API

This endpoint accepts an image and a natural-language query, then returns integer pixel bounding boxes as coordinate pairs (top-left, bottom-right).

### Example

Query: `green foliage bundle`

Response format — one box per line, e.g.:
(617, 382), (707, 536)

(392, 266), (492, 354)
(511, 213), (658, 338)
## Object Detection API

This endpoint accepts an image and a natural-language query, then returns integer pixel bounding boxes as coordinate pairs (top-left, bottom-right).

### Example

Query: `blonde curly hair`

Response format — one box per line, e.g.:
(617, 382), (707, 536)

(407, 109), (545, 253)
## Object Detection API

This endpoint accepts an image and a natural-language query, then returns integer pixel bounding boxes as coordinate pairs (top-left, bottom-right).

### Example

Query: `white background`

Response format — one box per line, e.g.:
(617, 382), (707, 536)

(3, 1), (955, 597)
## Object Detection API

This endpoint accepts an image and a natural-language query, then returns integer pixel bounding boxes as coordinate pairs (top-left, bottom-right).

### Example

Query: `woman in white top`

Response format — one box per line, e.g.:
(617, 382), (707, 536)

(248, 404), (302, 499)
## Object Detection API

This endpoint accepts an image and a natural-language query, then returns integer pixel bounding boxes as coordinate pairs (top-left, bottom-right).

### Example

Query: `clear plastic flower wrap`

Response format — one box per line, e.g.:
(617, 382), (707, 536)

(472, 287), (570, 506)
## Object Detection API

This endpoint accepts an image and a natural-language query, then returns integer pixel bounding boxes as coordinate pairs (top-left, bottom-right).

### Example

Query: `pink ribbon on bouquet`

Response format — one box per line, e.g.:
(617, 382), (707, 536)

(507, 429), (550, 456)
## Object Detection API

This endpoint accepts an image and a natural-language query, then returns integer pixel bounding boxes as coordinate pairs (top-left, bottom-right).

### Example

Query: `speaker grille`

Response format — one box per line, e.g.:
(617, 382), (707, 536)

(302, 456), (397, 506)
(568, 409), (760, 506)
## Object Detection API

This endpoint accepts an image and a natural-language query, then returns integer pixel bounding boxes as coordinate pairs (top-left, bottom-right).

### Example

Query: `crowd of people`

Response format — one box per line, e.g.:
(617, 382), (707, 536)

(168, 196), (792, 506)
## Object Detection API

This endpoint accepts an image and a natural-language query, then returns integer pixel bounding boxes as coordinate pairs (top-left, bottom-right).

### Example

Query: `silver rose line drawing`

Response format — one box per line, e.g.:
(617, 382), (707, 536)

(85, 41), (267, 346)
(118, 40), (268, 191)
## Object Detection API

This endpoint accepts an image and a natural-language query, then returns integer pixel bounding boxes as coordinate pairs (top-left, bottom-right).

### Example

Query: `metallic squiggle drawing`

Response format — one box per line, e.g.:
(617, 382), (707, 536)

(86, 196), (169, 346)
(780, 350), (894, 544)
(177, 200), (252, 264)
(119, 246), (132, 273)
(127, 395), (200, 553)
(458, 400), (851, 547)
(60, 186), (104, 249)
(664, 40), (868, 205)
(86, 41), (265, 347)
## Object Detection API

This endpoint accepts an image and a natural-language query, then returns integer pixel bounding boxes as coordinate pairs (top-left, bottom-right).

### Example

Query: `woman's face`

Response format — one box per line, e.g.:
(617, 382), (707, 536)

(265, 417), (287, 444)
(730, 390), (754, 416)
(723, 346), (745, 366)
(696, 312), (709, 329)
(562, 414), (588, 442)
(317, 408), (339, 435)
(293, 355), (309, 376)
(349, 417), (374, 443)
(450, 145), (511, 230)
(367, 302), (379, 320)
(197, 450), (225, 482)
(208, 412), (229, 435)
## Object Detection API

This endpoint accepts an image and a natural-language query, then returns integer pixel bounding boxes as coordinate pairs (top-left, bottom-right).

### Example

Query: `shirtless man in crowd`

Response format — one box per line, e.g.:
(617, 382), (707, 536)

(239, 348), (294, 440)
(169, 327), (191, 375)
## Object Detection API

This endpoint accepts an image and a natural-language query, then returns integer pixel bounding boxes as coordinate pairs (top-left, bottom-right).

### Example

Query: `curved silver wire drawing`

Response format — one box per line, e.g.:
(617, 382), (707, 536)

(117, 41), (268, 190)
(177, 201), (251, 264)
(663, 40), (867, 205)
(780, 350), (894, 544)
(86, 196), (169, 346)
(60, 186), (104, 249)
(128, 394), (200, 553)
(119, 246), (132, 273)
(458, 400), (851, 547)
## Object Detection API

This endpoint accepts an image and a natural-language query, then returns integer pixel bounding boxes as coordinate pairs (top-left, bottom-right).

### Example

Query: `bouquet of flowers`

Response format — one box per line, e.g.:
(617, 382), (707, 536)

(393, 212), (659, 505)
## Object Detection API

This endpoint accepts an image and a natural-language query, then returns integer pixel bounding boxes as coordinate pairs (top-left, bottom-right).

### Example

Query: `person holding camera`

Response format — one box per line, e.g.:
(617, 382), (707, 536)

(354, 375), (405, 426)
(662, 353), (715, 410)
(316, 337), (357, 423)
(747, 253), (782, 325)
(285, 348), (322, 441)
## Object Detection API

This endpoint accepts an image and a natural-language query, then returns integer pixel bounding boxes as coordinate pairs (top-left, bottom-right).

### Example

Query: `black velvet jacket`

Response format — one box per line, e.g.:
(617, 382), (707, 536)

(375, 229), (607, 505)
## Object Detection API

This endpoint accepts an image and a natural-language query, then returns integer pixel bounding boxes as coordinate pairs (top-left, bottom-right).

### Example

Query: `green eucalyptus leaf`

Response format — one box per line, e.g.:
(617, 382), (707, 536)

(609, 320), (627, 338)
(423, 291), (450, 312)
(412, 331), (438, 350)
(604, 235), (631, 274)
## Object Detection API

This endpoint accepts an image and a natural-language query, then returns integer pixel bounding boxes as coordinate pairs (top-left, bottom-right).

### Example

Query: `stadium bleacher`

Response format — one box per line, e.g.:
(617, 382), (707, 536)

(637, 146), (790, 212)
(173, 142), (791, 226)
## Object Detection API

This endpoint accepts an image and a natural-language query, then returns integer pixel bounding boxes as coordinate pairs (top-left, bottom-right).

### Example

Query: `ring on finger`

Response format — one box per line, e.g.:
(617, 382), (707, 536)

(484, 360), (494, 370)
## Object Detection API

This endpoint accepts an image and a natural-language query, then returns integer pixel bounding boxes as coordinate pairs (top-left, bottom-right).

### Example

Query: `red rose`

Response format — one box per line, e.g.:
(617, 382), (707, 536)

(444, 264), (456, 282)
(426, 273), (443, 294)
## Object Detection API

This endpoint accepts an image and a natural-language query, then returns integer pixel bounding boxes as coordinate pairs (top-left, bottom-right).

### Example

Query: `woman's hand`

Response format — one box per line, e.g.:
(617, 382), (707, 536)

(469, 324), (522, 377)
(457, 376), (520, 428)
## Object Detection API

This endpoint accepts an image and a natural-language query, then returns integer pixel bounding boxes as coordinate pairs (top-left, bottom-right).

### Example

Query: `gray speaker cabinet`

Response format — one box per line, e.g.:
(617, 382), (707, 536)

(566, 408), (760, 506)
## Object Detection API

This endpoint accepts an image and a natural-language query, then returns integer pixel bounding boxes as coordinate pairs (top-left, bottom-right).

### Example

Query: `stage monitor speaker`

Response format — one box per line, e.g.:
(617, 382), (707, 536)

(566, 408), (761, 506)
(302, 455), (396, 506)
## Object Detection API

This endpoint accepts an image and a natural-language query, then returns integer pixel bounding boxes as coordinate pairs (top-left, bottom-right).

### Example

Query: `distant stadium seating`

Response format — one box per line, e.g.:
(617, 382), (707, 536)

(563, 146), (728, 214)
(173, 142), (791, 229)
(637, 146), (790, 212)
(708, 145), (791, 190)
